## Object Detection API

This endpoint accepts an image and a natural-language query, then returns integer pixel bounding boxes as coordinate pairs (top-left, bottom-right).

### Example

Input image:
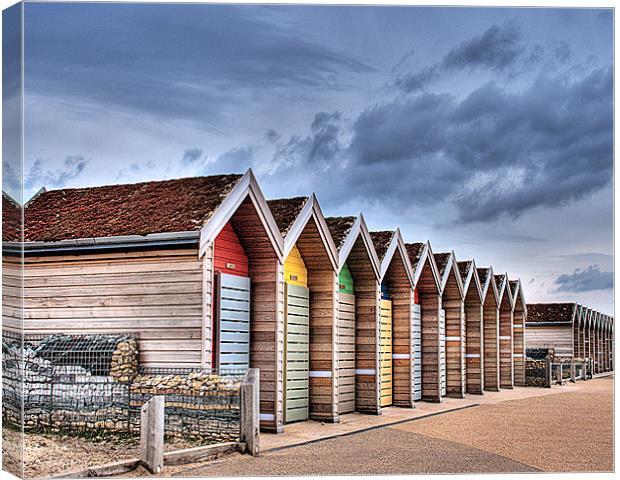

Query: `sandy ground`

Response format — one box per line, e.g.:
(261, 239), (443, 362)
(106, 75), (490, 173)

(162, 376), (613, 476)
(2, 428), (204, 479)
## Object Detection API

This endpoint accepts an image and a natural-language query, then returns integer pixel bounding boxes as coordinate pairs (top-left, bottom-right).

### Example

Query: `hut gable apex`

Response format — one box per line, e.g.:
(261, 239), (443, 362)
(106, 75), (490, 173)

(279, 194), (339, 271)
(334, 214), (381, 280)
(199, 169), (284, 260)
(509, 279), (527, 314)
(406, 241), (441, 292)
(373, 228), (415, 286)
(458, 259), (483, 300)
(478, 266), (499, 306)
(495, 273), (512, 307)
(435, 251), (464, 298)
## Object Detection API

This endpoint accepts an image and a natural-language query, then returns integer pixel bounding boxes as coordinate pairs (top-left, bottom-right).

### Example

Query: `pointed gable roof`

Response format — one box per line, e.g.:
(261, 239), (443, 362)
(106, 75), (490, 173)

(370, 229), (414, 286)
(326, 216), (357, 251)
(433, 253), (451, 278)
(267, 197), (309, 238)
(405, 241), (441, 291)
(459, 259), (483, 301)
(477, 266), (499, 306)
(509, 279), (527, 313)
(369, 230), (395, 262)
(434, 251), (463, 298)
(23, 174), (243, 242)
(494, 273), (512, 306)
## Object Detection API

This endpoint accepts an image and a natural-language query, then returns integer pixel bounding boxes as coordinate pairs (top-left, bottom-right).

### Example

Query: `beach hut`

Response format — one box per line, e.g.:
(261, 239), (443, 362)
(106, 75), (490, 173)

(494, 273), (514, 389)
(477, 267), (500, 392)
(405, 242), (442, 402)
(369, 229), (416, 407)
(509, 279), (527, 386)
(5, 171), (293, 432)
(267, 195), (340, 424)
(326, 215), (382, 414)
(525, 303), (578, 357)
(434, 252), (465, 398)
(458, 260), (484, 394)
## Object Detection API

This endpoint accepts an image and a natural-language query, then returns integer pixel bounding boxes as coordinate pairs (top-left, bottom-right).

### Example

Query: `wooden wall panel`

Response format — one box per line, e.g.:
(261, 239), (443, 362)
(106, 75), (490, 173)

(20, 248), (204, 368)
(383, 254), (414, 407)
(464, 290), (483, 394)
(346, 236), (380, 414)
(2, 255), (23, 333)
(442, 274), (464, 398)
(498, 296), (514, 389)
(418, 261), (441, 403)
(524, 325), (573, 357)
(483, 295), (499, 392)
(296, 218), (339, 423)
(512, 309), (526, 386)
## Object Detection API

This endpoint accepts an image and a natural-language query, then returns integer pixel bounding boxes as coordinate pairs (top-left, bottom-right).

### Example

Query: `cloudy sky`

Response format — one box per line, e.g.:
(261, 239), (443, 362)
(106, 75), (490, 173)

(3, 3), (614, 313)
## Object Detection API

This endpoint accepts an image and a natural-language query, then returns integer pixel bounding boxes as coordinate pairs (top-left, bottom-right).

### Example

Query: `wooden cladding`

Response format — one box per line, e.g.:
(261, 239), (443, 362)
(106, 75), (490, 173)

(464, 291), (484, 394)
(512, 309), (526, 386)
(483, 294), (500, 392)
(498, 295), (514, 389)
(442, 272), (465, 398)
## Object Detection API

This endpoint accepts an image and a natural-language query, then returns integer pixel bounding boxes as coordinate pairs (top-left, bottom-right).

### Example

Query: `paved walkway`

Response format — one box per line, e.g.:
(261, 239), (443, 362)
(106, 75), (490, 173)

(149, 375), (612, 476)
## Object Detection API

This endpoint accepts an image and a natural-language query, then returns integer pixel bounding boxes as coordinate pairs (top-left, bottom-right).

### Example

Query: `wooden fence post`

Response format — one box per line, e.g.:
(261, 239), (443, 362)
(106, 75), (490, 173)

(140, 395), (165, 474)
(240, 368), (260, 456)
(545, 357), (552, 388)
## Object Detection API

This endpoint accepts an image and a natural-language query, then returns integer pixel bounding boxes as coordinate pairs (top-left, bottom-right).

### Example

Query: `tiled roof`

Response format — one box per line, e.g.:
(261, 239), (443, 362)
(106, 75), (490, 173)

(267, 197), (309, 238)
(325, 216), (356, 250)
(494, 273), (506, 293)
(369, 230), (394, 262)
(457, 260), (472, 285)
(527, 303), (576, 324)
(477, 268), (490, 287)
(23, 175), (242, 242)
(2, 193), (21, 242)
(405, 242), (425, 272)
(509, 280), (520, 298)
(433, 252), (451, 278)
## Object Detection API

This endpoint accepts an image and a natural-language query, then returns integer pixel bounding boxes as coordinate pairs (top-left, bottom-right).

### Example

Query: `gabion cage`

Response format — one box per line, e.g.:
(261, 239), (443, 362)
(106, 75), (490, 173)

(2, 332), (244, 445)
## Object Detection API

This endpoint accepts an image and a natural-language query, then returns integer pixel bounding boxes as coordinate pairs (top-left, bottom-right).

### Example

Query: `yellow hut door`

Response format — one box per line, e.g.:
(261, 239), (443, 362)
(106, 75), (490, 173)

(380, 298), (393, 407)
(284, 245), (310, 423)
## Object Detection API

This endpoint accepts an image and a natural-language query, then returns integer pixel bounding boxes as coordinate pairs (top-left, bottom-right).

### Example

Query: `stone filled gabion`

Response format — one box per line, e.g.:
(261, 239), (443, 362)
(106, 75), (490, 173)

(110, 339), (139, 383)
(2, 333), (243, 445)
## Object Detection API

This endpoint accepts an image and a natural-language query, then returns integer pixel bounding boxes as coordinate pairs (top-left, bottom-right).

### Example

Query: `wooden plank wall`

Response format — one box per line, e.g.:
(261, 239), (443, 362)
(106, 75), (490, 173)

(230, 197), (284, 432)
(498, 295), (514, 389)
(418, 261), (442, 403)
(464, 289), (483, 394)
(16, 248), (204, 368)
(482, 294), (500, 391)
(524, 325), (573, 357)
(346, 236), (381, 414)
(442, 272), (465, 398)
(2, 255), (23, 332)
(296, 218), (339, 423)
(383, 254), (415, 407)
(512, 307), (526, 386)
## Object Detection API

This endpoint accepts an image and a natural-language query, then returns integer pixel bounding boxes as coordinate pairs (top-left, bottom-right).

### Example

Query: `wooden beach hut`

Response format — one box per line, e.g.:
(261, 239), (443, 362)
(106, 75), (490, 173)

(267, 195), (340, 424)
(477, 267), (500, 392)
(369, 229), (416, 407)
(4, 171), (293, 432)
(326, 215), (382, 415)
(525, 303), (578, 357)
(509, 279), (527, 386)
(457, 260), (484, 394)
(405, 242), (443, 403)
(494, 273), (514, 389)
(434, 252), (465, 398)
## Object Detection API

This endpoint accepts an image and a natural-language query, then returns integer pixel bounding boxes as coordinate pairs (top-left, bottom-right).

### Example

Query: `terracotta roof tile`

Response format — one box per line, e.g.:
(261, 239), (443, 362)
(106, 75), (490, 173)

(267, 197), (309, 238)
(433, 252), (451, 278)
(527, 303), (576, 323)
(405, 242), (425, 273)
(23, 175), (242, 242)
(369, 230), (394, 262)
(325, 216), (356, 250)
(457, 260), (472, 285)
(2, 193), (22, 242)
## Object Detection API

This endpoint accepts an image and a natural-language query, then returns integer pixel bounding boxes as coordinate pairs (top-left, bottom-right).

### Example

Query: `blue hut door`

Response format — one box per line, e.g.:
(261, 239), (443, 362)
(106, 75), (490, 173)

(217, 273), (251, 371)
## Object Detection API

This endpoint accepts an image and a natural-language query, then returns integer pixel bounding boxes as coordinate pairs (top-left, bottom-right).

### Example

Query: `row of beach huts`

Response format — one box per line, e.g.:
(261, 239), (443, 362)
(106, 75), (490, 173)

(1, 170), (611, 433)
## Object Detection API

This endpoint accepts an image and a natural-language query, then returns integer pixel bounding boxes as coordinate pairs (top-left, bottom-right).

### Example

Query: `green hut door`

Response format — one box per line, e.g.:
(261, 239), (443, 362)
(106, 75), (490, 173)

(338, 263), (356, 414)
(284, 283), (310, 423)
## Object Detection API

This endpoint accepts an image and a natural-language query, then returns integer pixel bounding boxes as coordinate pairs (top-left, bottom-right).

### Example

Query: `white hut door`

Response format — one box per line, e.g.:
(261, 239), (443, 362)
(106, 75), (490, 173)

(412, 304), (422, 401)
(439, 308), (447, 396)
(217, 273), (251, 371)
(284, 283), (310, 423)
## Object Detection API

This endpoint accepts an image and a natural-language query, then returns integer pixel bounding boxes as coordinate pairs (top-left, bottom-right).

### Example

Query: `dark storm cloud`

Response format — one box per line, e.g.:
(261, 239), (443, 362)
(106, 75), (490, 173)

(555, 265), (613, 292)
(181, 148), (204, 166)
(268, 66), (612, 223)
(24, 3), (373, 124)
(442, 21), (525, 72)
(25, 156), (89, 191)
(393, 65), (441, 94)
